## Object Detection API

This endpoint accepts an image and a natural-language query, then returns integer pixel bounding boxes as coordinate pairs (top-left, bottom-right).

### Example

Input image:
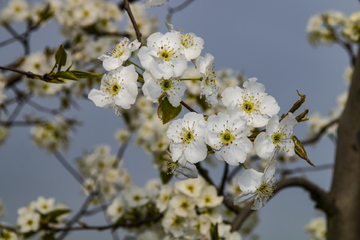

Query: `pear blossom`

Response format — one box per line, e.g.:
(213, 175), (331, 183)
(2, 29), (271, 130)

(205, 112), (253, 165)
(234, 160), (277, 210)
(123, 186), (149, 208)
(35, 196), (55, 214)
(88, 65), (138, 117)
(254, 113), (298, 159)
(221, 78), (280, 128)
(162, 210), (187, 238)
(138, 32), (187, 79)
(195, 53), (219, 105)
(169, 194), (196, 217)
(174, 176), (206, 198)
(156, 184), (173, 212)
(196, 185), (224, 208)
(98, 38), (141, 71)
(106, 196), (126, 222)
(166, 112), (207, 165)
(142, 71), (186, 107)
(17, 211), (41, 233)
(0, 229), (18, 240)
(165, 22), (204, 61)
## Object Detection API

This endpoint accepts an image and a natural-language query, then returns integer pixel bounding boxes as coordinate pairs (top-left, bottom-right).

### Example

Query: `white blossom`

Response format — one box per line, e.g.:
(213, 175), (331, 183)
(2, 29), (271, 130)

(205, 112), (253, 165)
(195, 53), (219, 105)
(138, 32), (187, 79)
(221, 78), (280, 128)
(17, 211), (40, 233)
(234, 160), (277, 210)
(254, 113), (297, 159)
(88, 65), (138, 116)
(196, 185), (224, 208)
(142, 71), (186, 107)
(107, 197), (126, 223)
(98, 38), (141, 71)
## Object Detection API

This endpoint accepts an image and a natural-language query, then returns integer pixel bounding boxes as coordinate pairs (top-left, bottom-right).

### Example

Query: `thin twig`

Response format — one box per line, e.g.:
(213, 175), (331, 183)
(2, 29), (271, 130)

(281, 163), (333, 176)
(180, 100), (197, 113)
(0, 65), (53, 82)
(124, 0), (142, 43)
(27, 99), (64, 116)
(301, 117), (340, 145)
(218, 163), (228, 196)
(166, 0), (196, 23)
(52, 150), (84, 185)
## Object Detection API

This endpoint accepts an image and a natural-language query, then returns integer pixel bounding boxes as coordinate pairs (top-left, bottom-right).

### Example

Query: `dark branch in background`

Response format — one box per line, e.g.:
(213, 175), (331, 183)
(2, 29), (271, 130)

(336, 39), (356, 67)
(218, 163), (228, 196)
(166, 0), (196, 23)
(57, 193), (97, 240)
(53, 150), (84, 185)
(27, 99), (64, 116)
(0, 65), (53, 82)
(227, 165), (243, 182)
(281, 163), (333, 176)
(44, 213), (164, 232)
(0, 119), (78, 127)
(124, 0), (142, 43)
(301, 117), (339, 145)
(231, 177), (336, 232)
(116, 133), (132, 160)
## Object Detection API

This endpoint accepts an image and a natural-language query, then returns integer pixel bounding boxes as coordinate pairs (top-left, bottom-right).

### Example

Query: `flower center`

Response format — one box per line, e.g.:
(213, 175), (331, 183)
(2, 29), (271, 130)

(117, 207), (122, 213)
(220, 130), (235, 146)
(271, 132), (284, 145)
(160, 79), (172, 91)
(242, 101), (255, 113)
(180, 33), (194, 48)
(180, 201), (189, 209)
(180, 130), (195, 144)
(256, 182), (275, 200)
(157, 44), (176, 61)
(110, 41), (129, 58)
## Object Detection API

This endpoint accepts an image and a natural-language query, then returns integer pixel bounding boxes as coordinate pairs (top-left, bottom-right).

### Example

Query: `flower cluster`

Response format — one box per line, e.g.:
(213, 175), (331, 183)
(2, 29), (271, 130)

(76, 145), (131, 203)
(106, 177), (241, 239)
(31, 116), (71, 152)
(16, 197), (69, 235)
(305, 217), (326, 240)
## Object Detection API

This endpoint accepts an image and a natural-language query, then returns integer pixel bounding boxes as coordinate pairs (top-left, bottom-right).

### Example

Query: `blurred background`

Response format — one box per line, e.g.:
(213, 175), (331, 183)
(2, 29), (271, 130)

(0, 0), (358, 239)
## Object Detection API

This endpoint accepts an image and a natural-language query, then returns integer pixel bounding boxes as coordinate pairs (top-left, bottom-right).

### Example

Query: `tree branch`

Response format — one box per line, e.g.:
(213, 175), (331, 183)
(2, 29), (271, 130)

(123, 0), (142, 43)
(301, 117), (339, 145)
(166, 0), (196, 23)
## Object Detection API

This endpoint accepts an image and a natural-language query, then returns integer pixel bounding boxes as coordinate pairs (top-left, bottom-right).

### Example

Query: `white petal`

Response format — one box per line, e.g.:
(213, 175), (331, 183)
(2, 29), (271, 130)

(254, 132), (275, 159)
(237, 168), (263, 192)
(88, 89), (111, 107)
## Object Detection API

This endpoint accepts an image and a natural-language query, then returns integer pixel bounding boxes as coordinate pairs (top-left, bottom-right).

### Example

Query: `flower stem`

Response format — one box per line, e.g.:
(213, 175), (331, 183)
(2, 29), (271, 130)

(241, 163), (248, 170)
(127, 60), (145, 72)
(179, 77), (203, 81)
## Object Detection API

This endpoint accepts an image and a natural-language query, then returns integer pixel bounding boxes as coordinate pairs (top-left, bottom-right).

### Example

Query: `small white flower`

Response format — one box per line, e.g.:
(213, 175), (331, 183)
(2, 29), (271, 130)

(98, 38), (141, 71)
(206, 112), (253, 165)
(107, 197), (126, 223)
(221, 78), (280, 128)
(196, 185), (223, 208)
(88, 65), (138, 116)
(234, 160), (277, 210)
(169, 194), (196, 217)
(17, 211), (41, 233)
(35, 196), (55, 214)
(156, 184), (173, 212)
(254, 113), (298, 159)
(162, 209), (187, 238)
(123, 186), (149, 208)
(142, 71), (186, 107)
(166, 112), (207, 165)
(0, 229), (18, 240)
(138, 32), (187, 79)
(166, 22), (204, 61)
(195, 53), (219, 105)
(174, 177), (206, 198)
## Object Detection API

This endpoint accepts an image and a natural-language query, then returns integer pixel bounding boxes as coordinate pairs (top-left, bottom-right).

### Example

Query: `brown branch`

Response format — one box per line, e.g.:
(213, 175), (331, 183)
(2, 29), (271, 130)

(166, 0), (196, 23)
(52, 150), (85, 185)
(231, 177), (335, 232)
(45, 213), (164, 232)
(281, 163), (333, 176)
(218, 163), (228, 196)
(301, 117), (340, 145)
(180, 100), (197, 113)
(0, 66), (53, 82)
(123, 0), (142, 43)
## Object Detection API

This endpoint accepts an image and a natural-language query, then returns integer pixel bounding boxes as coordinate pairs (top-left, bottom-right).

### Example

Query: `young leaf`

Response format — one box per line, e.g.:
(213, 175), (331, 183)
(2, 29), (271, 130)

(55, 44), (67, 71)
(44, 209), (71, 223)
(158, 97), (182, 124)
(160, 169), (173, 184)
(70, 70), (104, 79)
(54, 71), (78, 80)
(210, 223), (219, 240)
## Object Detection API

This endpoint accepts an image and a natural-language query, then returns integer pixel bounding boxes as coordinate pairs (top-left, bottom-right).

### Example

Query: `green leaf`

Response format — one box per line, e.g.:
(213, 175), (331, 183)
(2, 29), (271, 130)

(39, 3), (54, 21)
(70, 70), (104, 79)
(157, 97), (182, 124)
(210, 223), (219, 240)
(44, 209), (71, 223)
(55, 44), (67, 71)
(23, 231), (37, 239)
(160, 169), (173, 184)
(54, 71), (78, 80)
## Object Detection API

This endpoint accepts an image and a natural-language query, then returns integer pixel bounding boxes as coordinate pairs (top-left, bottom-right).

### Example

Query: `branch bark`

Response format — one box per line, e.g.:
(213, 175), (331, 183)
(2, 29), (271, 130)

(327, 45), (360, 240)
